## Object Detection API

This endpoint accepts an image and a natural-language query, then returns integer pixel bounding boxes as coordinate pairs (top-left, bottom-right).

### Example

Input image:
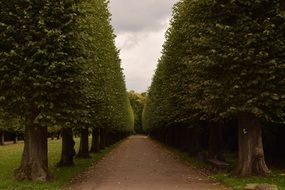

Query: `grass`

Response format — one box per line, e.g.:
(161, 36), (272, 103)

(152, 139), (285, 190)
(214, 172), (285, 190)
(0, 138), (119, 190)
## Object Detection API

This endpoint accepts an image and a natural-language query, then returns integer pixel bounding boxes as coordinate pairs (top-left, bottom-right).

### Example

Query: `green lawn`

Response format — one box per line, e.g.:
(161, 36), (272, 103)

(214, 172), (285, 190)
(0, 138), (117, 190)
(153, 140), (285, 190)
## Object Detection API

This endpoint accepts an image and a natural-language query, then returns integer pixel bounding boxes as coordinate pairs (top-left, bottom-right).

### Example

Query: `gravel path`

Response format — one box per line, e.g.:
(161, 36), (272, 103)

(64, 135), (230, 190)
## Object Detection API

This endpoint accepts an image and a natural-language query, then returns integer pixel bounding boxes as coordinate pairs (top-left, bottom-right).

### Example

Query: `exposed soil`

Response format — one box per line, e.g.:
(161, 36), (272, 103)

(64, 135), (230, 190)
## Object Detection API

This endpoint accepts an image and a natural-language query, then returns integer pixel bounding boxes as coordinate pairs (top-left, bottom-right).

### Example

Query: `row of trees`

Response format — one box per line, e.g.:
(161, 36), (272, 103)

(0, 0), (134, 181)
(0, 113), (22, 145)
(128, 91), (146, 134)
(143, 0), (285, 176)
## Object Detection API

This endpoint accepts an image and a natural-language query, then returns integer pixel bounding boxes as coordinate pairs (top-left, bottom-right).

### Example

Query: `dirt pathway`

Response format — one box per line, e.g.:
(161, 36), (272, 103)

(65, 135), (230, 190)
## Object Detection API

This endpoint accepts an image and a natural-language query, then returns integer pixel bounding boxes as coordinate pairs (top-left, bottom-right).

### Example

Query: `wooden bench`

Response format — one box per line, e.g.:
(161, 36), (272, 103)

(207, 159), (230, 171)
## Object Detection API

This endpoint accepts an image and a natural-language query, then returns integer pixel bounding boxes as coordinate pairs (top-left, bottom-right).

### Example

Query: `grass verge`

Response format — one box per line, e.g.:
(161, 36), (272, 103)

(0, 138), (120, 190)
(152, 138), (285, 190)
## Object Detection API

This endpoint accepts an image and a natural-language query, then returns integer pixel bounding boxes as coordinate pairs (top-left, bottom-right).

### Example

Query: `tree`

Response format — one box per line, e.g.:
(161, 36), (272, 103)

(0, 0), (83, 181)
(83, 0), (134, 153)
(71, 0), (134, 156)
(57, 127), (76, 167)
(128, 91), (145, 134)
(186, 0), (285, 176)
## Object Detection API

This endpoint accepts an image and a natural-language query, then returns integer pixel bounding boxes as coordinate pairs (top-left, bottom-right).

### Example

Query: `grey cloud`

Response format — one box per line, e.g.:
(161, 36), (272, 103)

(110, 0), (177, 33)
(110, 0), (178, 92)
(116, 29), (167, 92)
(116, 33), (148, 50)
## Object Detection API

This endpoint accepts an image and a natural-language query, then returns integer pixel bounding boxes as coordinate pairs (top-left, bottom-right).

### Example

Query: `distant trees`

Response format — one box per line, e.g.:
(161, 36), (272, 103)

(0, 0), (133, 181)
(77, 0), (134, 155)
(128, 91), (145, 134)
(143, 0), (285, 176)
(0, 112), (22, 145)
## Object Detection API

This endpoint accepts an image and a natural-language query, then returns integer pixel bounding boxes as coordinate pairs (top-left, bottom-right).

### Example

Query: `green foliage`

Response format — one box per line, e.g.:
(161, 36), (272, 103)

(0, 112), (23, 134)
(143, 0), (285, 132)
(0, 0), (83, 127)
(78, 0), (134, 133)
(0, 0), (133, 133)
(185, 0), (285, 122)
(128, 91), (145, 133)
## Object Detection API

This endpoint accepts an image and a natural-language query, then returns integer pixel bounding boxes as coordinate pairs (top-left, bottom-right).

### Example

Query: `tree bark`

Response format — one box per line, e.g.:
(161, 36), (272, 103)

(100, 128), (106, 149)
(14, 121), (52, 181)
(208, 122), (225, 161)
(180, 127), (189, 151)
(13, 134), (18, 144)
(56, 132), (61, 140)
(90, 128), (100, 153)
(187, 127), (200, 156)
(235, 113), (270, 176)
(57, 127), (76, 167)
(0, 131), (5, 145)
(77, 127), (90, 158)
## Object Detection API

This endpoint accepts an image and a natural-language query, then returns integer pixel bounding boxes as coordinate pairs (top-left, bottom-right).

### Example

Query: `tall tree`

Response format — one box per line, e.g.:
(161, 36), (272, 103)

(187, 0), (285, 176)
(0, 0), (83, 181)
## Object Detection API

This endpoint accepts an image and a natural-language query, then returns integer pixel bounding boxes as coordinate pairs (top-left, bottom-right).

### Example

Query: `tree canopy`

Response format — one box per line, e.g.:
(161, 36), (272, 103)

(0, 0), (133, 181)
(143, 0), (285, 176)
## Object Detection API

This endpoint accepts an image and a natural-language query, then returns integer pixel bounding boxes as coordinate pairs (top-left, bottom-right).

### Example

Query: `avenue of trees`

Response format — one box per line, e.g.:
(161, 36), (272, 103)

(0, 0), (134, 181)
(128, 91), (146, 134)
(143, 0), (285, 177)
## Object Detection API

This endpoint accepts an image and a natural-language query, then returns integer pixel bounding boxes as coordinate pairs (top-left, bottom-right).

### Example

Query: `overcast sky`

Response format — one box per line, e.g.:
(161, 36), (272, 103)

(109, 0), (178, 92)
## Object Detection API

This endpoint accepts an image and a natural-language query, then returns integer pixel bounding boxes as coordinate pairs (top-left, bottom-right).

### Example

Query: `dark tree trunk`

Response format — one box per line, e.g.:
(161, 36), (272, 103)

(235, 113), (270, 176)
(77, 127), (90, 158)
(100, 128), (106, 149)
(180, 127), (189, 151)
(15, 122), (51, 181)
(168, 127), (174, 146)
(187, 127), (200, 156)
(56, 132), (61, 140)
(0, 131), (5, 145)
(57, 127), (76, 167)
(208, 122), (225, 161)
(90, 128), (100, 153)
(13, 134), (18, 144)
(107, 132), (114, 147)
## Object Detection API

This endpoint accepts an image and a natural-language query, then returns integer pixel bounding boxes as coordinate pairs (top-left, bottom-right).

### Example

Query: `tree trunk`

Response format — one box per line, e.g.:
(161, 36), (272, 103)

(100, 128), (106, 149)
(15, 123), (51, 181)
(90, 128), (100, 153)
(180, 127), (189, 151)
(13, 134), (18, 144)
(105, 132), (112, 147)
(56, 132), (61, 140)
(0, 131), (5, 145)
(77, 127), (90, 158)
(57, 127), (76, 167)
(208, 122), (225, 161)
(235, 113), (270, 176)
(187, 127), (200, 156)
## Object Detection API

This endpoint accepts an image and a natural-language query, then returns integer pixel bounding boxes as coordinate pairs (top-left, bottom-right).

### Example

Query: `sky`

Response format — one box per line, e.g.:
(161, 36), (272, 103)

(109, 0), (178, 93)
